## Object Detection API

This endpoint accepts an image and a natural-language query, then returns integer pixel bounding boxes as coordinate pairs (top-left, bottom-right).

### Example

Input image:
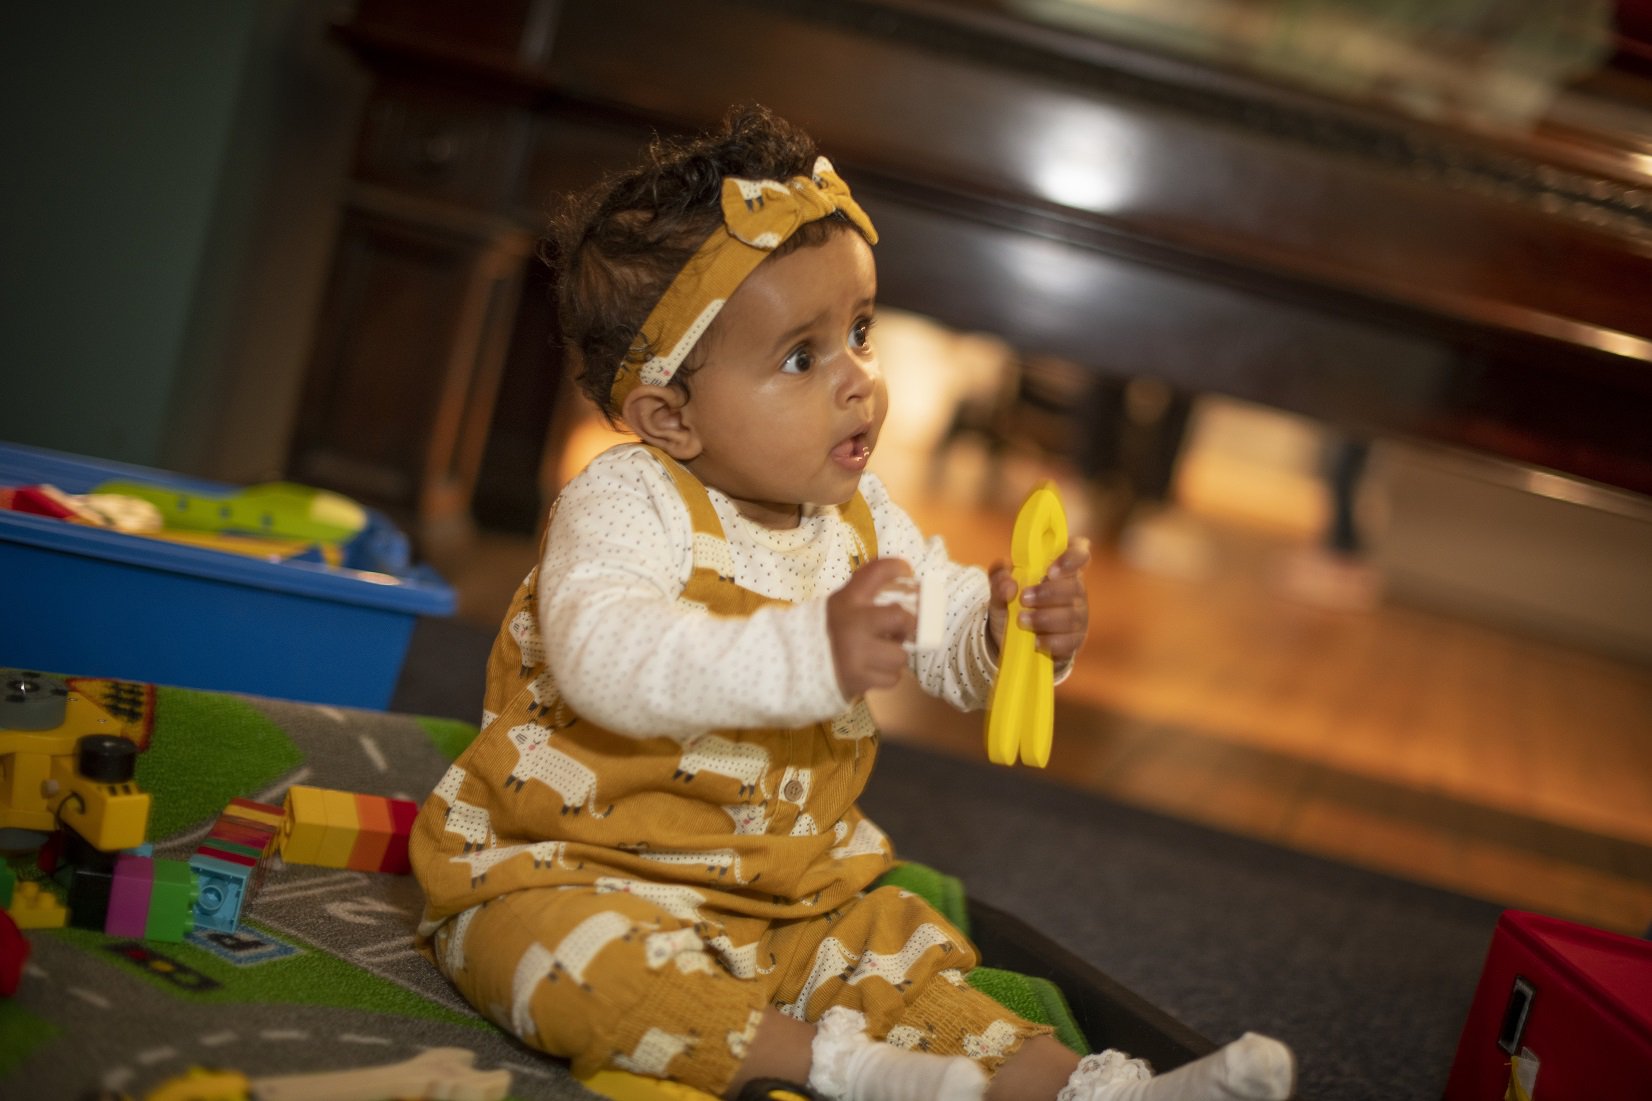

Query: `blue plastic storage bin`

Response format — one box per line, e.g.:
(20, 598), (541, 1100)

(0, 442), (455, 709)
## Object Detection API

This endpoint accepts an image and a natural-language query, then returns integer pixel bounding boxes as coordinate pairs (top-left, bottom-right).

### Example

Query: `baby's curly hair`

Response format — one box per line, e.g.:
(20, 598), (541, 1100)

(548, 104), (858, 420)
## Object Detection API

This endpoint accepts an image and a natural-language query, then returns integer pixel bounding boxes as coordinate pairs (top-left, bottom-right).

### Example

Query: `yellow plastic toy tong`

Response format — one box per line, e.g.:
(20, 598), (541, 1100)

(985, 481), (1068, 767)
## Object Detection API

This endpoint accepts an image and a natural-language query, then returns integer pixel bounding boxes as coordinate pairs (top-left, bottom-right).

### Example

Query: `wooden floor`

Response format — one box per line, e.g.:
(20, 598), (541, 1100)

(875, 483), (1652, 937)
(443, 459), (1652, 937)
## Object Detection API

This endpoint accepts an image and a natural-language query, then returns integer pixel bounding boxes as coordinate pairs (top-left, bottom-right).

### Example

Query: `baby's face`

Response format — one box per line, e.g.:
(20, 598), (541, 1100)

(679, 229), (885, 529)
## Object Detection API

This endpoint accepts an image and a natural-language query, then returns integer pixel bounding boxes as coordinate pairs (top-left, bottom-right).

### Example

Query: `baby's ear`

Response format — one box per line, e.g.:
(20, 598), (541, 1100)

(622, 384), (699, 460)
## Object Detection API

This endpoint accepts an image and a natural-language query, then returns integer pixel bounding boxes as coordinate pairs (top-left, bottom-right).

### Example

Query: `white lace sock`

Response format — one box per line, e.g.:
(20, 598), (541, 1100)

(1058, 1033), (1295, 1101)
(807, 1006), (988, 1101)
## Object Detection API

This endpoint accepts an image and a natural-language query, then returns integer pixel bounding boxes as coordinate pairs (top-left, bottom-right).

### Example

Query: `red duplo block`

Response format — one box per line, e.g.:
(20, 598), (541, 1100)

(227, 796), (284, 822)
(1444, 910), (1652, 1100)
(197, 843), (258, 869)
(211, 817), (277, 852)
(34, 831), (65, 876)
(0, 908), (28, 996)
(105, 855), (154, 938)
(224, 798), (283, 854)
(380, 798), (418, 874)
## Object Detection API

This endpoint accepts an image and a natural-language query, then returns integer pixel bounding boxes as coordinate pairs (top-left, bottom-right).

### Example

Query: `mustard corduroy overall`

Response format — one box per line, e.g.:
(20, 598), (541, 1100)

(410, 448), (1044, 1090)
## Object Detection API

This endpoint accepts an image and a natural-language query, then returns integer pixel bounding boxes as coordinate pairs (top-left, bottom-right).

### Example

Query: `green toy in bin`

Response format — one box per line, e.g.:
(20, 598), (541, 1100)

(92, 479), (369, 545)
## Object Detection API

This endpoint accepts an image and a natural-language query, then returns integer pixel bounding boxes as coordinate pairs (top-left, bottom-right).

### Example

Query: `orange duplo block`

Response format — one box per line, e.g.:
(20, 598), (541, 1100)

(312, 788), (360, 870)
(348, 794), (394, 872)
(278, 786), (328, 865)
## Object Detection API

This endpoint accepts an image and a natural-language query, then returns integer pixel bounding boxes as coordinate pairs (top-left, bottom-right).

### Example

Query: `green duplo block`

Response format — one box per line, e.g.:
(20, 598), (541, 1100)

(145, 859), (199, 942)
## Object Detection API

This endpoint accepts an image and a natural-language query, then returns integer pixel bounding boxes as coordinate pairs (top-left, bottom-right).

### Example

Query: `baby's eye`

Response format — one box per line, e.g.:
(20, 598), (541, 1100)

(850, 316), (876, 352)
(780, 346), (814, 374)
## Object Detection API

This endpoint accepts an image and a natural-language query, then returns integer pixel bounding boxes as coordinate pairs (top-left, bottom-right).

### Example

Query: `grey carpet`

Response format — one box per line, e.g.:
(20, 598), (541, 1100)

(859, 744), (1502, 1101)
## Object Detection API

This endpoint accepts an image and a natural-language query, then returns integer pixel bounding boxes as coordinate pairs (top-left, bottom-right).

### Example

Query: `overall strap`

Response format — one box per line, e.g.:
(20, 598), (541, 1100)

(644, 445), (741, 610)
(838, 488), (879, 568)
(641, 445), (880, 613)
(643, 445), (728, 543)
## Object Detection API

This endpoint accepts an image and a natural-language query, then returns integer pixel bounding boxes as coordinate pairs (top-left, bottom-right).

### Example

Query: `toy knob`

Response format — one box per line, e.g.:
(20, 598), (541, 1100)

(198, 883), (226, 914)
(77, 734), (137, 782)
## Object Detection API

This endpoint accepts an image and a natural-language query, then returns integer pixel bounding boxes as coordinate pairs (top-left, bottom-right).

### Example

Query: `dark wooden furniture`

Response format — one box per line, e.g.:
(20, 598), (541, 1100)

(289, 0), (1652, 541)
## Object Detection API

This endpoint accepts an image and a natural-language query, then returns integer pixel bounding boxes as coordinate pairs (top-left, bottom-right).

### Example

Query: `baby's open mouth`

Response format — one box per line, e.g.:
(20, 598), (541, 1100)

(831, 430), (873, 467)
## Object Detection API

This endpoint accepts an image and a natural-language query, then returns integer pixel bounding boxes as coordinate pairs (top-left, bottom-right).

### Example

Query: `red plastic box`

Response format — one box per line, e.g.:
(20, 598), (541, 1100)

(1444, 910), (1652, 1099)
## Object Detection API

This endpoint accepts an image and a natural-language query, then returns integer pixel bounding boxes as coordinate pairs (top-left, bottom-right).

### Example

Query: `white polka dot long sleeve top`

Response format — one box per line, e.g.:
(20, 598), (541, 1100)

(537, 444), (998, 741)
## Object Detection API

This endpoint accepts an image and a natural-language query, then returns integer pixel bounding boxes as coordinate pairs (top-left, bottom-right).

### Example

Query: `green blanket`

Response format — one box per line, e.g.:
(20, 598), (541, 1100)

(2, 680), (1082, 1100)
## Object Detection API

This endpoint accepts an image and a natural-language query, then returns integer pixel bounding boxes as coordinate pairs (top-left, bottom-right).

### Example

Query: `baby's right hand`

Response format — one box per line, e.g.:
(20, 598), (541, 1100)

(827, 558), (916, 701)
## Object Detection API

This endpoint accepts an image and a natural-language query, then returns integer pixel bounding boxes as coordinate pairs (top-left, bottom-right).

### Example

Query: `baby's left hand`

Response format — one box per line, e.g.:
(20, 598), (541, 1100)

(987, 538), (1092, 663)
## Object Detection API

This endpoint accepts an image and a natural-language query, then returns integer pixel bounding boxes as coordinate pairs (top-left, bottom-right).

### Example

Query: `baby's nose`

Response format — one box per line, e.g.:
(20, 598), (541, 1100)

(839, 353), (880, 403)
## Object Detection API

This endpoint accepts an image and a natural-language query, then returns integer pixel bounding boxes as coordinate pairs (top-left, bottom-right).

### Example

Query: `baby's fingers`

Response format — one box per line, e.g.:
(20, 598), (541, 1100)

(844, 556), (914, 603)
(1046, 537), (1093, 580)
(1020, 572), (1085, 610)
(866, 600), (917, 643)
(1017, 597), (1087, 660)
(1034, 625), (1087, 662)
(1017, 597), (1086, 635)
(986, 561), (1016, 605)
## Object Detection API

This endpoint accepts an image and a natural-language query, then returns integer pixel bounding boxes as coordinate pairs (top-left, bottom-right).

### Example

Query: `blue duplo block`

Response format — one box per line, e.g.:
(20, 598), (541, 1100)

(189, 854), (252, 934)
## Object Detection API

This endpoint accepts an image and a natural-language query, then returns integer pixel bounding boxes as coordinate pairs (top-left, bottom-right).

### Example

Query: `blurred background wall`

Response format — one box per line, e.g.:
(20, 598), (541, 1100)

(0, 0), (366, 480)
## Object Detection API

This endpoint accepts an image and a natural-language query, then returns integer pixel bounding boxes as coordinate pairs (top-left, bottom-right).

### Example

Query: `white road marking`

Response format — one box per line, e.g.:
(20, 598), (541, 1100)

(259, 872), (363, 901)
(503, 1059), (556, 1080)
(358, 733), (390, 773)
(325, 897), (404, 925)
(101, 1067), (136, 1091)
(69, 986), (112, 1009)
(354, 936), (423, 965)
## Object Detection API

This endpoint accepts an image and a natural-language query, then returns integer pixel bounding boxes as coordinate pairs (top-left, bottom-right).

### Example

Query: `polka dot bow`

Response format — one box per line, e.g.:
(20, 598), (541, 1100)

(609, 156), (878, 413)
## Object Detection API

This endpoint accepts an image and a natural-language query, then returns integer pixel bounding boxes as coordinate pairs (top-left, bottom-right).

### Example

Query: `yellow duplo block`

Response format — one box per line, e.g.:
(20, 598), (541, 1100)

(313, 787), (360, 869)
(279, 785), (329, 865)
(348, 794), (394, 872)
(8, 881), (68, 929)
(578, 1068), (719, 1100)
(145, 1068), (253, 1101)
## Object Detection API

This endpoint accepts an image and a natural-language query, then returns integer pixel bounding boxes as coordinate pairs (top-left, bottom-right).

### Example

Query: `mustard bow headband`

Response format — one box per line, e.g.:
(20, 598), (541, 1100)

(609, 156), (878, 413)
